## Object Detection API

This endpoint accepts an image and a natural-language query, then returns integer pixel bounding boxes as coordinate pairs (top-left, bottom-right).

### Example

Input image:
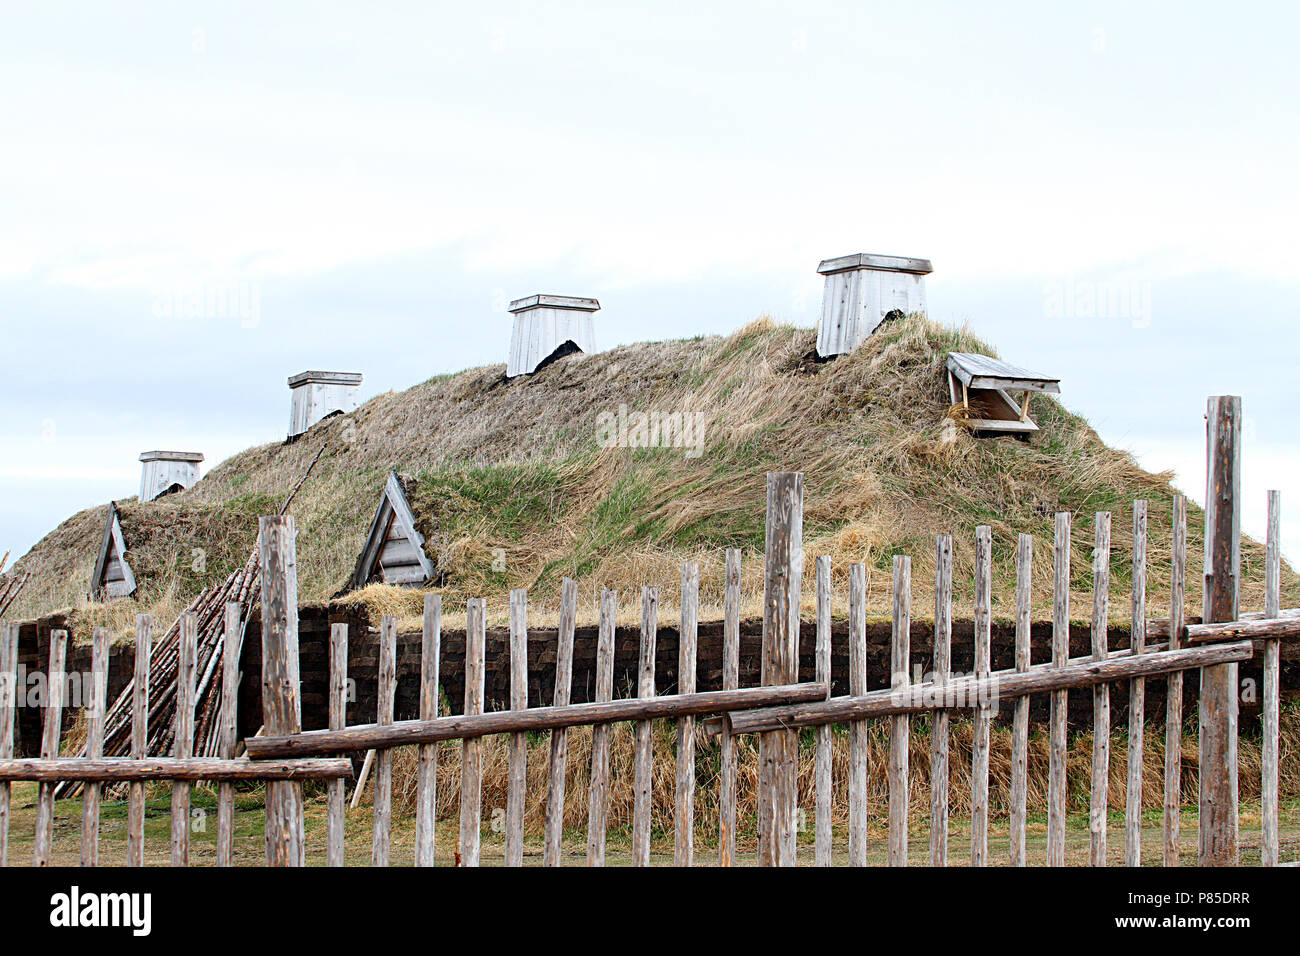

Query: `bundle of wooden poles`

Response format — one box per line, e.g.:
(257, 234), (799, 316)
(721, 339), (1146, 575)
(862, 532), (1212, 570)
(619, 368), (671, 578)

(0, 550), (31, 618)
(56, 548), (261, 798)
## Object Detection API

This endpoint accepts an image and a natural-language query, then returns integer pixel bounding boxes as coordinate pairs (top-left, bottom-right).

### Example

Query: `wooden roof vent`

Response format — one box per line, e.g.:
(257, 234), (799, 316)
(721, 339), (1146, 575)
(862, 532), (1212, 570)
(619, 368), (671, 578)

(287, 370), (362, 440)
(815, 253), (932, 358)
(91, 501), (137, 599)
(946, 351), (1061, 434)
(138, 450), (204, 502)
(351, 472), (437, 588)
(506, 294), (600, 377)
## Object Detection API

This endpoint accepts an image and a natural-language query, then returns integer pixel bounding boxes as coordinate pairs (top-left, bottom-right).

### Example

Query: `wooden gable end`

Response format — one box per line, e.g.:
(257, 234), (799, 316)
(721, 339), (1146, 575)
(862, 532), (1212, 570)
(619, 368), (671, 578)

(351, 472), (436, 589)
(91, 502), (137, 599)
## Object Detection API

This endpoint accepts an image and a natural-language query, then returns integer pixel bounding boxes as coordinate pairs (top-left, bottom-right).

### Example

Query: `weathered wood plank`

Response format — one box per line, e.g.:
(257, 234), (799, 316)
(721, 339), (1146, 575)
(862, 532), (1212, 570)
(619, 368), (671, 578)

(757, 472), (803, 867)
(459, 599), (487, 866)
(719, 549), (740, 868)
(169, 612), (198, 867)
(586, 589), (617, 866)
(372, 616), (397, 866)
(1164, 495), (1187, 866)
(1010, 533), (1032, 867)
(889, 555), (911, 866)
(633, 586), (658, 866)
(1126, 501), (1148, 866)
(327, 621), (348, 868)
(253, 682), (830, 757)
(0, 758), (353, 782)
(1047, 513), (1070, 866)
(971, 526), (992, 867)
(814, 555), (833, 867)
(414, 597), (441, 867)
(128, 614), (152, 867)
(33, 629), (68, 866)
(849, 560), (868, 867)
(217, 603), (243, 867)
(1090, 512), (1112, 867)
(1263, 490), (1281, 867)
(930, 535), (952, 867)
(506, 589), (528, 868)
(0, 623), (16, 867)
(544, 578), (578, 867)
(80, 626), (109, 867)
(259, 515), (304, 867)
(1200, 396), (1240, 866)
(675, 562), (699, 867)
(723, 642), (1252, 733)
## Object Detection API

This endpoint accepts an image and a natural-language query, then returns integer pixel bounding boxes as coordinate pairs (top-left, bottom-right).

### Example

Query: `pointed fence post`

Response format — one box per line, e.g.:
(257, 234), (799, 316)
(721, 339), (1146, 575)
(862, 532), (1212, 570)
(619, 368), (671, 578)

(1199, 396), (1240, 866)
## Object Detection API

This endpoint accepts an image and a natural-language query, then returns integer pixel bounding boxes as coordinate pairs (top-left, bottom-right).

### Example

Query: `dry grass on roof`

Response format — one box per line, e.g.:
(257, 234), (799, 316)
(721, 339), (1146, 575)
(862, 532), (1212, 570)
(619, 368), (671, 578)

(8, 314), (1299, 636)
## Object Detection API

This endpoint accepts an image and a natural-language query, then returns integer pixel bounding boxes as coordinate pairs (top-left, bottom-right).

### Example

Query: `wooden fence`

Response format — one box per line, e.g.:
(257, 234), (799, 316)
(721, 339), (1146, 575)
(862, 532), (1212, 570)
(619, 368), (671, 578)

(0, 395), (1295, 866)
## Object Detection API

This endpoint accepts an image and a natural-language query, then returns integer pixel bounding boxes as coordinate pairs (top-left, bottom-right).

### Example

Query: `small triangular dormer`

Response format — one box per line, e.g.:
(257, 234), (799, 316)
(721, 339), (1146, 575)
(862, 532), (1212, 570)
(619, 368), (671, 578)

(91, 501), (137, 599)
(351, 472), (436, 588)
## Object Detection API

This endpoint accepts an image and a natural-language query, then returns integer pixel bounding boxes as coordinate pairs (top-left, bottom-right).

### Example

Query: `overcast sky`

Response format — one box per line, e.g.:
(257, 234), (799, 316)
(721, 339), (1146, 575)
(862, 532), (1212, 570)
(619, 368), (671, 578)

(3, 1), (1298, 567)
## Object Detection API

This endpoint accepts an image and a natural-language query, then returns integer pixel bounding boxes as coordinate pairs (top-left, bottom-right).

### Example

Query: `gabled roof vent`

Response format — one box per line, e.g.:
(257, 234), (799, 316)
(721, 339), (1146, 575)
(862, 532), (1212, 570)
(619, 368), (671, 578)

(506, 295), (599, 377)
(91, 501), (136, 599)
(815, 253), (931, 358)
(138, 450), (204, 502)
(287, 370), (362, 440)
(352, 472), (437, 588)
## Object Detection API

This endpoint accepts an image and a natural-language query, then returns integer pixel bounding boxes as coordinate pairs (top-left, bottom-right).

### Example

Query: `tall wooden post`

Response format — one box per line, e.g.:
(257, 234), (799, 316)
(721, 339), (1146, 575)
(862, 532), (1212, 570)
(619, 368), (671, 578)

(1199, 397), (1240, 866)
(260, 515), (304, 866)
(757, 472), (803, 867)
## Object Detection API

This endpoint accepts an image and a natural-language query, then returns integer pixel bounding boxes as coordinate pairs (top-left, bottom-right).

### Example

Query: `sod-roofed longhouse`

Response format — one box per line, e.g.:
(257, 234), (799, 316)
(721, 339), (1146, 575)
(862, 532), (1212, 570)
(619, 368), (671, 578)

(8, 315), (1297, 629)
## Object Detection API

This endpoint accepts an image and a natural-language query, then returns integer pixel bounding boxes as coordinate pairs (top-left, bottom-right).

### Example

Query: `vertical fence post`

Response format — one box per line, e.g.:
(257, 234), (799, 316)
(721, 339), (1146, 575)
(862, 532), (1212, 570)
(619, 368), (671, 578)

(718, 550), (740, 867)
(762, 474), (804, 865)
(1126, 501), (1148, 866)
(80, 626), (109, 867)
(372, 615), (396, 866)
(1200, 396), (1240, 866)
(1262, 490), (1281, 867)
(1163, 495), (1187, 865)
(814, 555), (833, 867)
(674, 562), (699, 867)
(1090, 513), (1112, 867)
(259, 515), (304, 867)
(848, 561), (868, 867)
(170, 611), (197, 867)
(128, 614), (152, 867)
(757, 472), (802, 867)
(1047, 513), (1071, 866)
(930, 535), (952, 867)
(633, 586), (658, 866)
(544, 578), (578, 866)
(34, 629), (68, 866)
(1010, 533), (1032, 866)
(888, 555), (911, 867)
(459, 598), (486, 866)
(0, 623), (18, 867)
(586, 589), (617, 866)
(971, 526), (992, 867)
(218, 603), (243, 867)
(506, 589), (528, 868)
(327, 621), (349, 867)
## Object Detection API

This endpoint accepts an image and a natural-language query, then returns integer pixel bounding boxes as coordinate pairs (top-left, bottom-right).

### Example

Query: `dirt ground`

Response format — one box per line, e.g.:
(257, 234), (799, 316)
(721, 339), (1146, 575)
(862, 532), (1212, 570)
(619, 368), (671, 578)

(4, 782), (1299, 867)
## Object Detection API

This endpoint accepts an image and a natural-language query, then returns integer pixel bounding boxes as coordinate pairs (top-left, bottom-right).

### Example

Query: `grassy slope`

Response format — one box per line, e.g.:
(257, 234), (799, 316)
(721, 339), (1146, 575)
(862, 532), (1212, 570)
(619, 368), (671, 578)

(8, 315), (1297, 635)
